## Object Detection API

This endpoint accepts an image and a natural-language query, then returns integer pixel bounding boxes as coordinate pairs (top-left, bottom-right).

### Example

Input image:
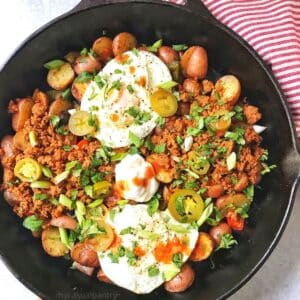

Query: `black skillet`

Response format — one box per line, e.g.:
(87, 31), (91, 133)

(0, 0), (299, 299)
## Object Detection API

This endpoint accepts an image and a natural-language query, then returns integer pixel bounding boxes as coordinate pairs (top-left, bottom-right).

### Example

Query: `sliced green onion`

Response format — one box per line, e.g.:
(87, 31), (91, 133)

(42, 166), (53, 178)
(137, 230), (160, 240)
(158, 80), (178, 90)
(128, 131), (143, 147)
(44, 59), (65, 70)
(197, 203), (214, 227)
(30, 181), (51, 189)
(59, 227), (71, 249)
(172, 44), (188, 51)
(88, 199), (103, 208)
(53, 170), (70, 185)
(59, 194), (73, 209)
(29, 131), (38, 147)
(75, 201), (86, 224)
(183, 168), (200, 179)
(167, 223), (190, 234)
(111, 152), (127, 161)
(117, 200), (128, 206)
(65, 161), (78, 171)
(162, 264), (180, 281)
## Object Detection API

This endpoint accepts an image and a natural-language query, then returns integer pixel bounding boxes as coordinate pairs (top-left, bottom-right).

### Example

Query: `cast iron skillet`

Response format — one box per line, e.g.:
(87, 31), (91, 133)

(0, 0), (299, 299)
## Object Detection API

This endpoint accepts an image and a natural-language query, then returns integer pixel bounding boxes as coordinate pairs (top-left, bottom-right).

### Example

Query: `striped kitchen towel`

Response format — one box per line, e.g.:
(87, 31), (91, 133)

(168, 0), (300, 136)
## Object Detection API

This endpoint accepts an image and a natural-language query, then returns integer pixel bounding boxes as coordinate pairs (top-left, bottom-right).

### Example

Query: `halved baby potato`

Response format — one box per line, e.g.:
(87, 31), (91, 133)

(12, 98), (34, 131)
(71, 242), (100, 267)
(13, 128), (30, 151)
(47, 62), (75, 91)
(49, 96), (73, 116)
(42, 226), (69, 257)
(215, 75), (241, 106)
(92, 36), (113, 61)
(112, 32), (137, 56)
(73, 55), (102, 75)
(71, 80), (91, 101)
(189, 232), (214, 261)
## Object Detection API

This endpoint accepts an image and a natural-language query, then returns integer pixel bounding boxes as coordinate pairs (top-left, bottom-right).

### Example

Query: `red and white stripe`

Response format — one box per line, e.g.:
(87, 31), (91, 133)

(168, 0), (300, 136)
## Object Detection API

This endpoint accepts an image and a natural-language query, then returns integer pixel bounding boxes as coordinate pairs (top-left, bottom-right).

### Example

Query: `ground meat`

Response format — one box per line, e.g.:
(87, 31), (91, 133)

(243, 104), (262, 125)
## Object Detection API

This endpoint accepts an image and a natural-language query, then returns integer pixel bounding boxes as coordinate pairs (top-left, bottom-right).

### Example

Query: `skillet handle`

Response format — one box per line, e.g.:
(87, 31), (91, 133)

(71, 0), (215, 19)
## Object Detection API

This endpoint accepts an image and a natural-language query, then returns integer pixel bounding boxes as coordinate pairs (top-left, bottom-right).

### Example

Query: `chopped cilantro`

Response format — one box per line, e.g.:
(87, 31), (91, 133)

(108, 252), (119, 263)
(156, 116), (165, 128)
(176, 136), (184, 145)
(225, 127), (245, 145)
(127, 85), (135, 94)
(172, 253), (183, 268)
(128, 131), (143, 147)
(147, 194), (160, 217)
(216, 234), (238, 251)
(125, 107), (151, 125)
(75, 71), (93, 83)
(148, 265), (160, 277)
(261, 163), (277, 175)
(50, 115), (60, 127)
(236, 203), (250, 219)
(148, 39), (162, 52)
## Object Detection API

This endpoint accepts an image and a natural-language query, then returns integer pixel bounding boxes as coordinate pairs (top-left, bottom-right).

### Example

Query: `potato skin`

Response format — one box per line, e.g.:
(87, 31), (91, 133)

(71, 242), (100, 267)
(2, 168), (14, 184)
(181, 46), (208, 79)
(164, 263), (195, 293)
(215, 75), (241, 106)
(71, 81), (91, 101)
(73, 55), (102, 75)
(47, 63), (75, 91)
(1, 135), (14, 158)
(189, 232), (215, 261)
(42, 227), (69, 257)
(73, 262), (94, 276)
(209, 223), (232, 245)
(49, 97), (72, 116)
(12, 98), (34, 131)
(97, 269), (113, 284)
(92, 37), (113, 61)
(13, 128), (30, 151)
(3, 190), (19, 206)
(50, 215), (77, 230)
(158, 46), (179, 64)
(112, 32), (137, 56)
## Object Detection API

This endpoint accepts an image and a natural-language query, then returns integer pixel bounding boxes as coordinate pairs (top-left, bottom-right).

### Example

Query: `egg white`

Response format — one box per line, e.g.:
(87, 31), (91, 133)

(80, 50), (172, 148)
(98, 204), (199, 294)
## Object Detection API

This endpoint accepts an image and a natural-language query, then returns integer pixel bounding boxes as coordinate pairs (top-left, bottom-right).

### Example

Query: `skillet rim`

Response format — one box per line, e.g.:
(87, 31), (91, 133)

(0, 1), (299, 299)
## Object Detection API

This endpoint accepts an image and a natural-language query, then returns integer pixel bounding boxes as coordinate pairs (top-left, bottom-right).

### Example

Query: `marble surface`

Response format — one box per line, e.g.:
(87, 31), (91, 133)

(0, 1), (300, 300)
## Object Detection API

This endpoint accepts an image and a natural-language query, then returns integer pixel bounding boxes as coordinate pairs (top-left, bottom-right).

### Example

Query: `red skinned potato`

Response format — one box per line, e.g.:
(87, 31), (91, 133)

(92, 37), (113, 61)
(71, 242), (100, 267)
(73, 55), (102, 75)
(3, 190), (19, 206)
(50, 215), (77, 230)
(12, 98), (34, 131)
(2, 168), (14, 184)
(71, 81), (91, 101)
(49, 97), (72, 116)
(215, 75), (241, 106)
(47, 62), (75, 91)
(1, 135), (14, 158)
(73, 262), (94, 277)
(158, 46), (179, 65)
(189, 232), (215, 261)
(209, 222), (232, 245)
(181, 46), (208, 79)
(164, 263), (195, 293)
(13, 128), (30, 151)
(42, 227), (69, 257)
(97, 269), (113, 284)
(112, 32), (137, 56)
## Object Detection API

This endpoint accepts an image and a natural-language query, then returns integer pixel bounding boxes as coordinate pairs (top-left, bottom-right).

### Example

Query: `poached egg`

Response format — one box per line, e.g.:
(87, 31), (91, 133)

(99, 204), (199, 294)
(80, 50), (172, 148)
(114, 154), (159, 203)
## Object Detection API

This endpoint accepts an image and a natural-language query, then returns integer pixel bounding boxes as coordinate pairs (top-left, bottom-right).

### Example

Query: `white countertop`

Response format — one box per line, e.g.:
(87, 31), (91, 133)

(0, 1), (300, 299)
